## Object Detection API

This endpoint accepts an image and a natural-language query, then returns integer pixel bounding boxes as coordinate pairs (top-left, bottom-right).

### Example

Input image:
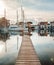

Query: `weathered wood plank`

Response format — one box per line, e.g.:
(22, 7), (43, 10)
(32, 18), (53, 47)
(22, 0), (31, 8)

(15, 35), (41, 65)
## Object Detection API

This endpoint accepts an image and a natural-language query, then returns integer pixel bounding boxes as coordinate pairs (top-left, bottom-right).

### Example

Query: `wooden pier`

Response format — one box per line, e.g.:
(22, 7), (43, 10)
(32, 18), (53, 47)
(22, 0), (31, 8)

(15, 35), (41, 65)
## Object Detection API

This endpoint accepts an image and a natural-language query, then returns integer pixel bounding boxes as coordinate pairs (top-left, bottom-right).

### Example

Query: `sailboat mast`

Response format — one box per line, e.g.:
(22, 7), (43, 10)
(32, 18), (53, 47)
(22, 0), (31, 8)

(17, 10), (18, 26)
(21, 6), (24, 22)
(4, 9), (6, 18)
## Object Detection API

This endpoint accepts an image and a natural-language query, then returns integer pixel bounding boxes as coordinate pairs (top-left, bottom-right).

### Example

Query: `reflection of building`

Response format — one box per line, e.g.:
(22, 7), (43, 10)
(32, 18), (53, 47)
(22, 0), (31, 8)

(38, 30), (48, 36)
(0, 33), (10, 42)
(38, 22), (48, 30)
(47, 23), (50, 32)
(49, 31), (54, 37)
(50, 22), (54, 32)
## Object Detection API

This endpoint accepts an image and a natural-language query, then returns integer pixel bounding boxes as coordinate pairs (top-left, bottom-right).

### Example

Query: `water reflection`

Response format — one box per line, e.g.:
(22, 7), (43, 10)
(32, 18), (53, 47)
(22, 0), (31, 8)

(31, 30), (54, 65)
(38, 30), (48, 36)
(38, 29), (54, 37)
(0, 29), (54, 65)
(50, 32), (54, 37)
(0, 33), (10, 52)
(0, 33), (10, 42)
(0, 32), (22, 65)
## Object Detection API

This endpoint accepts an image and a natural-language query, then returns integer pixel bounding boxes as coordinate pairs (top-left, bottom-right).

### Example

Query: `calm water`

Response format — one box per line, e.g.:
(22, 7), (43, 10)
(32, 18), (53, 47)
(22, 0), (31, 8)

(0, 33), (22, 65)
(0, 30), (54, 65)
(31, 30), (54, 65)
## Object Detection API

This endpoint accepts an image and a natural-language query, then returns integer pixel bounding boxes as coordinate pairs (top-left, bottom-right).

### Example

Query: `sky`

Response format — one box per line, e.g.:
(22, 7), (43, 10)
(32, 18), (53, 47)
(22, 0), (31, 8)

(0, 0), (54, 23)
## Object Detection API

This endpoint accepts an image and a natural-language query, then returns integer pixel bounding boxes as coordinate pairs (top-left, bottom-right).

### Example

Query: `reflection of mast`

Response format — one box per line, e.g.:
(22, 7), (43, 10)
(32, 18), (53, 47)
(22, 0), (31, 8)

(17, 36), (18, 50)
(5, 35), (7, 52)
(5, 41), (7, 52)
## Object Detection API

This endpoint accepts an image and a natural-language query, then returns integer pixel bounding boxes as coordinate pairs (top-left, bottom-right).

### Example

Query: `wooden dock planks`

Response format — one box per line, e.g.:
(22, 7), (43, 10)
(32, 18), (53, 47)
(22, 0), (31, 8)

(15, 35), (41, 65)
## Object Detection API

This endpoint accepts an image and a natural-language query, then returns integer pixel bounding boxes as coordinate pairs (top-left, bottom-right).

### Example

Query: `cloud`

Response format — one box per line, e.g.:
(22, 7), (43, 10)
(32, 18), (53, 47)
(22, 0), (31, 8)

(1, 0), (54, 23)
(6, 7), (54, 22)
(3, 0), (20, 9)
(3, 0), (54, 11)
(24, 7), (54, 21)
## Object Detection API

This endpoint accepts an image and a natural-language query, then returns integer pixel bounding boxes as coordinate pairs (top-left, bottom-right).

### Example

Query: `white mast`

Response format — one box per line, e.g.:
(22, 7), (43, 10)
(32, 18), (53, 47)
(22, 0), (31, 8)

(20, 0), (25, 22)
(21, 6), (24, 22)
(16, 10), (18, 26)
(4, 8), (6, 18)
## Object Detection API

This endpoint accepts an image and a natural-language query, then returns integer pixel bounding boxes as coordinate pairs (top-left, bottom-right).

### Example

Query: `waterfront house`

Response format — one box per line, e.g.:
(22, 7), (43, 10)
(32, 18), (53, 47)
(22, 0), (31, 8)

(50, 21), (54, 26)
(27, 22), (32, 27)
(26, 22), (32, 32)
(18, 22), (24, 27)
